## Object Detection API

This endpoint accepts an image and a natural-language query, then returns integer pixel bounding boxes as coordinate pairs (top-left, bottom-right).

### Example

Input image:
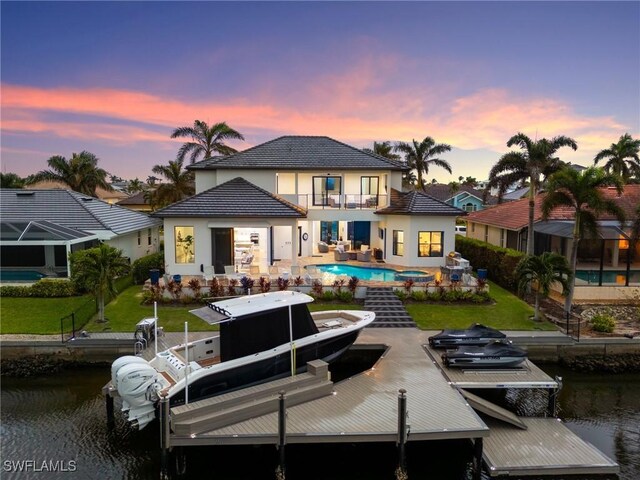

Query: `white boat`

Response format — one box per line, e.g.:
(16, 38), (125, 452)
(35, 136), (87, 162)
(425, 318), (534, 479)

(110, 291), (375, 429)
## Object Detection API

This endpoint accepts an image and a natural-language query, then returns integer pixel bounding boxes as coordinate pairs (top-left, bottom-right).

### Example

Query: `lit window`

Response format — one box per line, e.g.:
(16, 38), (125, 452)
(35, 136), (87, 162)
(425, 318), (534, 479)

(418, 231), (443, 257)
(147, 228), (152, 246)
(175, 226), (195, 264)
(393, 230), (404, 256)
(137, 230), (141, 246)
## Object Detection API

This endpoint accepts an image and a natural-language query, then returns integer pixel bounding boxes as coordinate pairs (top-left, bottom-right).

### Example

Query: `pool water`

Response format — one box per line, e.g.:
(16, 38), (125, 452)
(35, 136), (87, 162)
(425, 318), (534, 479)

(0, 269), (46, 282)
(576, 270), (640, 284)
(314, 264), (431, 282)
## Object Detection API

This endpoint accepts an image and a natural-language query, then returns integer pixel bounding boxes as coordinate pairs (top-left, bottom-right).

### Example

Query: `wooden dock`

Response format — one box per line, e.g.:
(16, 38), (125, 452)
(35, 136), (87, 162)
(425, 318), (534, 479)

(169, 328), (489, 446)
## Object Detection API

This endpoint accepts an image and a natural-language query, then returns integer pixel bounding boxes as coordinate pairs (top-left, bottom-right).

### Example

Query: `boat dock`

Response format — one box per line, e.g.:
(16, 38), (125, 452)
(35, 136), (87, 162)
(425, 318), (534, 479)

(105, 328), (619, 478)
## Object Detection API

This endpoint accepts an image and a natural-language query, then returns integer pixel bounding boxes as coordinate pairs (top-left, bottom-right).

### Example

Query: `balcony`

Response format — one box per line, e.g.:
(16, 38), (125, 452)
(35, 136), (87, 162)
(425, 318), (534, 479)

(282, 194), (388, 211)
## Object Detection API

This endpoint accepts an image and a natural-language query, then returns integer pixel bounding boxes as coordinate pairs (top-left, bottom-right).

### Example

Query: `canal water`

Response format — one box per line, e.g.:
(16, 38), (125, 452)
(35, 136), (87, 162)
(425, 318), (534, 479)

(1, 365), (638, 480)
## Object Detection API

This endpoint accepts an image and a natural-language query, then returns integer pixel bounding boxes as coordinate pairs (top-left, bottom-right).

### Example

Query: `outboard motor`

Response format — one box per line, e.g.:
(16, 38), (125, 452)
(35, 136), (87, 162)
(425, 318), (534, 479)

(116, 362), (160, 408)
(111, 356), (149, 390)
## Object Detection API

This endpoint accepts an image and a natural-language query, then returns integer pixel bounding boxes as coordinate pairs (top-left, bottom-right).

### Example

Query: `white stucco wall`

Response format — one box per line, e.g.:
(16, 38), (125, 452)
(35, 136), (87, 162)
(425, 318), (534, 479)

(381, 215), (457, 267)
(195, 171), (217, 193)
(104, 227), (160, 263)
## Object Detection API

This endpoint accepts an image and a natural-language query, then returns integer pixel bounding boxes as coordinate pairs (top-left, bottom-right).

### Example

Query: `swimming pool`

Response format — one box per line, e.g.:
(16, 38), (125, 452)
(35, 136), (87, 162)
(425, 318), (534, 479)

(0, 269), (47, 282)
(314, 264), (433, 282)
(576, 270), (640, 284)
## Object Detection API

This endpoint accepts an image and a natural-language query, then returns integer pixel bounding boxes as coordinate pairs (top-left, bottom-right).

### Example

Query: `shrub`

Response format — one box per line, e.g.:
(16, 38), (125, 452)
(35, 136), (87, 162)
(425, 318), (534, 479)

(336, 291), (354, 303)
(403, 278), (415, 293)
(277, 277), (290, 291)
(131, 252), (165, 285)
(332, 279), (345, 293)
(30, 279), (76, 297)
(258, 276), (271, 293)
(410, 290), (427, 302)
(208, 278), (225, 297)
(227, 278), (239, 296)
(0, 285), (32, 297)
(293, 276), (304, 288)
(166, 280), (184, 300)
(347, 276), (360, 293)
(188, 278), (202, 300)
(240, 276), (255, 294)
(311, 280), (323, 296)
(455, 236), (525, 292)
(591, 313), (616, 333)
(321, 290), (335, 302)
(142, 284), (165, 304)
(394, 289), (408, 302)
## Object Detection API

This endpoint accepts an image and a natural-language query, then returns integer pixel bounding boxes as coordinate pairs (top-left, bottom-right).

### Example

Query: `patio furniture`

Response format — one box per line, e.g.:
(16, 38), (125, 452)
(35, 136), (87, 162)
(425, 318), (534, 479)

(305, 265), (323, 284)
(224, 265), (244, 282)
(240, 253), (254, 266)
(357, 250), (371, 262)
(202, 265), (215, 283)
(336, 240), (350, 251)
(317, 242), (329, 253)
(334, 249), (349, 261)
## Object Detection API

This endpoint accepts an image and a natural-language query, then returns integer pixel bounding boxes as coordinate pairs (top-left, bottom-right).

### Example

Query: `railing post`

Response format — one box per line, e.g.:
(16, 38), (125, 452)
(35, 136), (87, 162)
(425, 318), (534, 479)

(276, 391), (287, 479)
(396, 388), (408, 476)
(159, 395), (171, 479)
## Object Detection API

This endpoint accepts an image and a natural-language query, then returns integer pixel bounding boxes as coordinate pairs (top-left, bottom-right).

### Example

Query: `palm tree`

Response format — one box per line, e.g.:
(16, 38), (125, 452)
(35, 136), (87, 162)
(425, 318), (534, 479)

(149, 159), (195, 208)
(594, 133), (640, 183)
(394, 137), (452, 193)
(0, 172), (25, 188)
(27, 151), (112, 197)
(515, 253), (572, 321)
(126, 178), (146, 194)
(171, 120), (245, 163)
(363, 141), (401, 161)
(542, 167), (625, 314)
(485, 133), (578, 255)
(69, 244), (130, 323)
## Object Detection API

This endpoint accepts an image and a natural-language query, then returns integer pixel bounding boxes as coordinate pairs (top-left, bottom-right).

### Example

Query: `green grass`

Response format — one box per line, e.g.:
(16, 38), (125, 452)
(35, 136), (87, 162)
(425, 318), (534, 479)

(85, 286), (218, 333)
(406, 281), (556, 331)
(1, 295), (93, 334)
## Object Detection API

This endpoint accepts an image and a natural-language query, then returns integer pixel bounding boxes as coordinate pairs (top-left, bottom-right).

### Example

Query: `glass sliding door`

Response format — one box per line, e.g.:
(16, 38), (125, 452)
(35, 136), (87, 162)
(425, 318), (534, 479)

(361, 176), (379, 207)
(313, 176), (341, 206)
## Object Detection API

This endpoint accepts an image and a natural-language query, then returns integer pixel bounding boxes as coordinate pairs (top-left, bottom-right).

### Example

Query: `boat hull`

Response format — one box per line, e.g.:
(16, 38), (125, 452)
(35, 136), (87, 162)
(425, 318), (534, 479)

(441, 340), (528, 369)
(168, 329), (360, 407)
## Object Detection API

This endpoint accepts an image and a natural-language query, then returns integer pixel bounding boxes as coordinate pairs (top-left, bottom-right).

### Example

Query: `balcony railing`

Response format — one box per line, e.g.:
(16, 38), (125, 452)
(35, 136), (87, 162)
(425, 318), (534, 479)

(282, 194), (388, 210)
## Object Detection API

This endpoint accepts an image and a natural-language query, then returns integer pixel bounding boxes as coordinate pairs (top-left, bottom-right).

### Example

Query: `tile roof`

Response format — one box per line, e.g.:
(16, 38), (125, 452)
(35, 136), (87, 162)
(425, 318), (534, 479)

(116, 191), (150, 206)
(152, 177), (307, 218)
(0, 189), (161, 234)
(188, 136), (407, 171)
(375, 189), (466, 216)
(466, 185), (640, 230)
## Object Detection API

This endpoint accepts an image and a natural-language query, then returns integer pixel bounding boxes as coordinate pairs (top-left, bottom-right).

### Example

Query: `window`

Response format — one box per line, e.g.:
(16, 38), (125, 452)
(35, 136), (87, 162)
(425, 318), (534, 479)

(137, 230), (141, 246)
(393, 230), (404, 256)
(484, 225), (489, 243)
(147, 228), (152, 246)
(175, 226), (195, 264)
(313, 176), (341, 206)
(418, 231), (443, 257)
(463, 203), (476, 212)
(500, 229), (505, 247)
(361, 176), (379, 207)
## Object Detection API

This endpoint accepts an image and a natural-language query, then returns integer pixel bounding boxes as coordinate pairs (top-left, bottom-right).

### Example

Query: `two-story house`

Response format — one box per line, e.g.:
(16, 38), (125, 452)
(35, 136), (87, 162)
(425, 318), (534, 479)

(154, 136), (464, 276)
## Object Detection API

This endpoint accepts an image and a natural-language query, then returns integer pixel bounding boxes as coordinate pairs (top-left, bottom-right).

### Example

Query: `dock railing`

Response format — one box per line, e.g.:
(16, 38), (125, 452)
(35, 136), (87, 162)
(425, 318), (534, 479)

(60, 297), (97, 342)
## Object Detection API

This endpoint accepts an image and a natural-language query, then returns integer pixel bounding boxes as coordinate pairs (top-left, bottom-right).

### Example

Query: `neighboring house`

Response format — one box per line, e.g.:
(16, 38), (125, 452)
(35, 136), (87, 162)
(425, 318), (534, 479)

(0, 189), (162, 276)
(154, 136), (465, 276)
(422, 184), (497, 212)
(117, 190), (154, 212)
(27, 180), (128, 204)
(465, 185), (640, 290)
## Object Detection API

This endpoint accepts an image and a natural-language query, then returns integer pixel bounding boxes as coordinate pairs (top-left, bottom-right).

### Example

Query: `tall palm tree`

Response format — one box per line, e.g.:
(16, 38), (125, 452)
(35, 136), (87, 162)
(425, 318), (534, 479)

(69, 244), (130, 323)
(485, 133), (578, 255)
(27, 151), (112, 197)
(126, 178), (146, 194)
(515, 253), (572, 321)
(150, 159), (195, 208)
(542, 167), (625, 314)
(394, 137), (452, 193)
(171, 120), (245, 163)
(594, 133), (640, 183)
(363, 141), (401, 161)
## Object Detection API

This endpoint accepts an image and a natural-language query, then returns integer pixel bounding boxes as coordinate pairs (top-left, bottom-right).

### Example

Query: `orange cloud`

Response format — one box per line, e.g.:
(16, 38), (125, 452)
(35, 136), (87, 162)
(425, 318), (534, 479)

(1, 81), (635, 169)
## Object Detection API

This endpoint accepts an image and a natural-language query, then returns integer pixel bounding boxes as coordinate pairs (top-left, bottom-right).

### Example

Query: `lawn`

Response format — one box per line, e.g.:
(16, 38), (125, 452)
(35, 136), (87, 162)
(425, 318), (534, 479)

(1, 295), (93, 334)
(405, 281), (557, 331)
(85, 286), (218, 333)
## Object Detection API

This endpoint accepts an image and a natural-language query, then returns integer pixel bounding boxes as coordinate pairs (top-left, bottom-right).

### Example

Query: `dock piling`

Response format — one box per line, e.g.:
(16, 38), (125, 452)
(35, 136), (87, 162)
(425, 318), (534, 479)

(472, 438), (483, 480)
(105, 389), (114, 425)
(160, 396), (171, 479)
(396, 388), (408, 476)
(277, 391), (287, 478)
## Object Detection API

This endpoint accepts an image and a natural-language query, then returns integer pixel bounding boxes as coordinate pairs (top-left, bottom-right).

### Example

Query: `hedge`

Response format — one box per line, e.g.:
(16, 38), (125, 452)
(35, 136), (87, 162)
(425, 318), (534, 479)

(455, 236), (525, 292)
(0, 278), (76, 298)
(131, 252), (165, 284)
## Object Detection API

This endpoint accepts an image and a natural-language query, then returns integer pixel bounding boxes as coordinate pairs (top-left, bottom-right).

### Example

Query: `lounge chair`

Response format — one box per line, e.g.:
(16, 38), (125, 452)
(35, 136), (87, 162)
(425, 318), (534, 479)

(305, 265), (323, 284)
(357, 245), (372, 262)
(202, 265), (215, 283)
(317, 242), (329, 253)
(224, 265), (244, 282)
(240, 253), (254, 266)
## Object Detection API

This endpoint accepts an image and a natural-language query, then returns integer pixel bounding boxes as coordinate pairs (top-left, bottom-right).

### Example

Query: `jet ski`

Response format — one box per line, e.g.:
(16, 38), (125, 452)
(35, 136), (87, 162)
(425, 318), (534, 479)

(428, 323), (506, 348)
(441, 340), (528, 368)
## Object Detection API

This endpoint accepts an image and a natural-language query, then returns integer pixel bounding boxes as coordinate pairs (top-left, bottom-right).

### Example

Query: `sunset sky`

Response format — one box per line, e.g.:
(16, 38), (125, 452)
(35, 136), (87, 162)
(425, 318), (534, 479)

(2, 1), (639, 183)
